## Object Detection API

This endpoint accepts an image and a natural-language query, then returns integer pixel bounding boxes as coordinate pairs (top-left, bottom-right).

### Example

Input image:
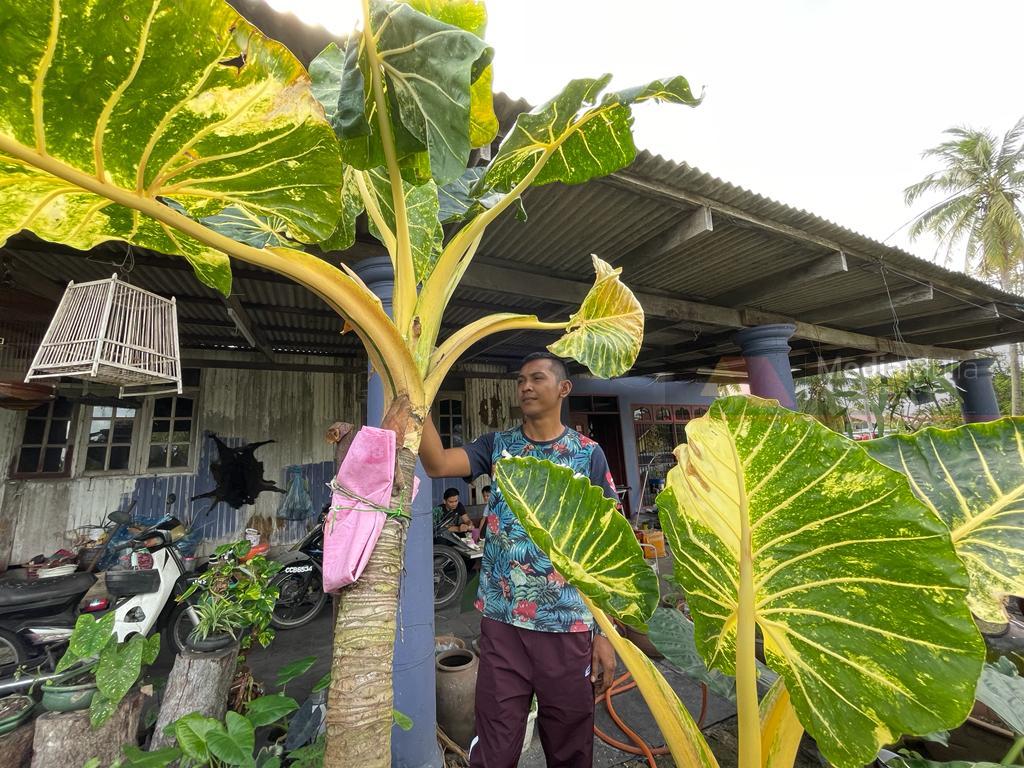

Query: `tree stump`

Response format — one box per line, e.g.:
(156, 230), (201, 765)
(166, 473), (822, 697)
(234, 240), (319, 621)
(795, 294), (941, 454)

(30, 690), (145, 768)
(151, 642), (239, 749)
(0, 720), (34, 768)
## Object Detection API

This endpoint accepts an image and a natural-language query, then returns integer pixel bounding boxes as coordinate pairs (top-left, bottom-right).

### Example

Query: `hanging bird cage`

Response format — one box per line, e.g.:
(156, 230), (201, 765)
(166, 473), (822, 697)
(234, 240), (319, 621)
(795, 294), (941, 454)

(25, 274), (181, 396)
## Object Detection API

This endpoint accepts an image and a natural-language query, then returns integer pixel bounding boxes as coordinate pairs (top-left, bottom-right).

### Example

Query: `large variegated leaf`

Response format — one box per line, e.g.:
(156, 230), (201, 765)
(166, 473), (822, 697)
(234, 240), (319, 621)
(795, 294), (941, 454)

(494, 456), (658, 631)
(364, 169), (442, 282)
(375, 0), (490, 184)
(478, 74), (701, 194)
(647, 607), (739, 701)
(320, 165), (365, 253)
(759, 679), (804, 768)
(402, 0), (497, 148)
(587, 598), (719, 768)
(864, 419), (1024, 624)
(0, 0), (344, 296)
(659, 396), (985, 768)
(975, 656), (1024, 734)
(548, 255), (644, 378)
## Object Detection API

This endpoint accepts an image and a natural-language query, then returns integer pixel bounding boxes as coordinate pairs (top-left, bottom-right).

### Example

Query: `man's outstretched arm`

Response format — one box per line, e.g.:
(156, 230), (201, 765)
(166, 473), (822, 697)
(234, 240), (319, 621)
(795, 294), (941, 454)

(419, 416), (472, 479)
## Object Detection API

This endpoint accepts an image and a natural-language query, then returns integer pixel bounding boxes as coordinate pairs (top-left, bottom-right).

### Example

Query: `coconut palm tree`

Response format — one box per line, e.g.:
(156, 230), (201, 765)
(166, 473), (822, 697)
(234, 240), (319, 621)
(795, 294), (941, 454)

(905, 117), (1024, 414)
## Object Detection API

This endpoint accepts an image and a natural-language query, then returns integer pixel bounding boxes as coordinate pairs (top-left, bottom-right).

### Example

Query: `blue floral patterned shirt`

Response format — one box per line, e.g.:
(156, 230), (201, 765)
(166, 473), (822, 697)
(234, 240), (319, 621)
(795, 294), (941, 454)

(463, 426), (617, 633)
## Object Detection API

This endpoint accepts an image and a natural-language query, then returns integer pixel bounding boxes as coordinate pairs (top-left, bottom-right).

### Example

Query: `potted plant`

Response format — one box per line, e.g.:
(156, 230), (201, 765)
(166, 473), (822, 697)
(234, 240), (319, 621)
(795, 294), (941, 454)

(0, 694), (34, 735)
(42, 613), (159, 727)
(178, 541), (283, 653)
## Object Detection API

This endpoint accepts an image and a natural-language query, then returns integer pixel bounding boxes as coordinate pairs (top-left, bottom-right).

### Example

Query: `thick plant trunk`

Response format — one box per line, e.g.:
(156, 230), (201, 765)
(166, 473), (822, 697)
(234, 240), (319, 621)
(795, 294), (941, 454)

(323, 397), (422, 768)
(152, 641), (239, 749)
(31, 689), (145, 768)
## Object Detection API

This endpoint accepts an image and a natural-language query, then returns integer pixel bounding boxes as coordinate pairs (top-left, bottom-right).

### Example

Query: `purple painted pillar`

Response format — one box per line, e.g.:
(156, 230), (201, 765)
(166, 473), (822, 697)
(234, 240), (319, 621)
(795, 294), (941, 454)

(355, 257), (442, 768)
(953, 358), (1001, 423)
(733, 324), (798, 410)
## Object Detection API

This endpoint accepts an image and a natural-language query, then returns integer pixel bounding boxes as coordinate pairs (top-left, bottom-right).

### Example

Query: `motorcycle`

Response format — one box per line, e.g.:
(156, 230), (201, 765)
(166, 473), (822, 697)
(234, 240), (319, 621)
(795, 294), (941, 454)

(0, 511), (195, 677)
(433, 529), (483, 611)
(269, 507), (328, 630)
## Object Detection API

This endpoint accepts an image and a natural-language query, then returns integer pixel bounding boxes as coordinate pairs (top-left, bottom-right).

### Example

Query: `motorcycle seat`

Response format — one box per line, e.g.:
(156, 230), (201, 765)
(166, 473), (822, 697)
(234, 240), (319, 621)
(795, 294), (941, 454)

(0, 572), (96, 608)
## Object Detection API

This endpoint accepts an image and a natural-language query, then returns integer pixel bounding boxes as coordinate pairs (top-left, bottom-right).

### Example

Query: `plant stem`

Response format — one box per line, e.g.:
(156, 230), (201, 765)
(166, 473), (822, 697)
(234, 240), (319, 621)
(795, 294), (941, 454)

(361, 0), (415, 338)
(733, 441), (762, 768)
(1003, 735), (1024, 765)
(0, 134), (420, 403)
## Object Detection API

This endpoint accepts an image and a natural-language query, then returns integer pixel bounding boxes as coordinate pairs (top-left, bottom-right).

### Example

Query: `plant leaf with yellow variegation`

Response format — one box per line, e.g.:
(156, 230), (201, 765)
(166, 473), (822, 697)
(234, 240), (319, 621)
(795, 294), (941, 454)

(547, 255), (644, 378)
(659, 396), (984, 768)
(0, 0), (344, 296)
(494, 456), (658, 631)
(864, 418), (1024, 625)
(759, 679), (803, 768)
(587, 598), (719, 768)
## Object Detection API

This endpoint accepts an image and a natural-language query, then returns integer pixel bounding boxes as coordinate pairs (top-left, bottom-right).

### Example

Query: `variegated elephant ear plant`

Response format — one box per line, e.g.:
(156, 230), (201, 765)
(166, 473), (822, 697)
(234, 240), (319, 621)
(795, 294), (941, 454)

(0, 0), (700, 763)
(497, 397), (1024, 768)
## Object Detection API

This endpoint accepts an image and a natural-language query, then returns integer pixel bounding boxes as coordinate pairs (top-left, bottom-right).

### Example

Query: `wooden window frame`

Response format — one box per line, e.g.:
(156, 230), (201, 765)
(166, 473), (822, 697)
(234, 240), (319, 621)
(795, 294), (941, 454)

(435, 393), (465, 450)
(10, 398), (78, 479)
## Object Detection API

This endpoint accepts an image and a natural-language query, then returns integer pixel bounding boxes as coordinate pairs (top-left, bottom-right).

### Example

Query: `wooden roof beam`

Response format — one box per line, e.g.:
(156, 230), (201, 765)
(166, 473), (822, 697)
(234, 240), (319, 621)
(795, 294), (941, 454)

(801, 284), (934, 325)
(857, 303), (1001, 337)
(710, 251), (848, 307)
(224, 294), (277, 362)
(611, 206), (713, 272)
(462, 262), (980, 361)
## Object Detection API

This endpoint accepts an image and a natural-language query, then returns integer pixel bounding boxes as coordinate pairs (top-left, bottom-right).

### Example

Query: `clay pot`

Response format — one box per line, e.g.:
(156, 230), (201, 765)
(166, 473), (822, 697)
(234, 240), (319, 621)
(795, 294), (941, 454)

(435, 649), (478, 749)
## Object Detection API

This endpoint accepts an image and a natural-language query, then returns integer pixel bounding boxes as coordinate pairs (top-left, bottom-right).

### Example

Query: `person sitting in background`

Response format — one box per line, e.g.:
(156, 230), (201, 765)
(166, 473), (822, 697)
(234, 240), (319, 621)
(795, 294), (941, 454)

(481, 485), (491, 505)
(432, 487), (473, 536)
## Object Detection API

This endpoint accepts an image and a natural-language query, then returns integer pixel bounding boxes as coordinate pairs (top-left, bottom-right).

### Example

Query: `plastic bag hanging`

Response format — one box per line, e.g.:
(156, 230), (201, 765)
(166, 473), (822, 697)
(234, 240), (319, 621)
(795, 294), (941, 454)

(277, 466), (314, 521)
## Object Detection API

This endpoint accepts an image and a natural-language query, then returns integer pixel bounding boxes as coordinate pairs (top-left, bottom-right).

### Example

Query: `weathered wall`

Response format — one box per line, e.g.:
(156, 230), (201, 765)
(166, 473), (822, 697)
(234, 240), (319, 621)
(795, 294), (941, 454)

(0, 368), (360, 565)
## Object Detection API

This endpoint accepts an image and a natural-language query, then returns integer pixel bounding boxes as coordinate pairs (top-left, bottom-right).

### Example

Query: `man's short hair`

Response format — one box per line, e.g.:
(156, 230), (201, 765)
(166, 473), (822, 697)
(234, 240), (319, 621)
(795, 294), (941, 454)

(482, 485), (491, 493)
(520, 351), (569, 382)
(443, 487), (459, 500)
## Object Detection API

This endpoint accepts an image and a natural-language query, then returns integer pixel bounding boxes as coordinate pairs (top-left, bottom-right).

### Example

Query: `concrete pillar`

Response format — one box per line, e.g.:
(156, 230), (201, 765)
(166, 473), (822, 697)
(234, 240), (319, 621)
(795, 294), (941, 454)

(355, 257), (442, 768)
(953, 358), (1001, 423)
(733, 324), (798, 410)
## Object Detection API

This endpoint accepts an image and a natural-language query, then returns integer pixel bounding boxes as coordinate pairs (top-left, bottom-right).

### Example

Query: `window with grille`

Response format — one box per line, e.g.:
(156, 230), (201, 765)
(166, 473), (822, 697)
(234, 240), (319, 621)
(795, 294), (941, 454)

(633, 403), (708, 479)
(13, 398), (75, 477)
(437, 397), (464, 449)
(147, 395), (196, 469)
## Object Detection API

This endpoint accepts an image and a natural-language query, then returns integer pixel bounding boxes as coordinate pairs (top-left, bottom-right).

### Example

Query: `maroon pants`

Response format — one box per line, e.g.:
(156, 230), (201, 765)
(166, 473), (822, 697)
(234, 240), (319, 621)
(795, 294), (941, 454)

(469, 618), (594, 768)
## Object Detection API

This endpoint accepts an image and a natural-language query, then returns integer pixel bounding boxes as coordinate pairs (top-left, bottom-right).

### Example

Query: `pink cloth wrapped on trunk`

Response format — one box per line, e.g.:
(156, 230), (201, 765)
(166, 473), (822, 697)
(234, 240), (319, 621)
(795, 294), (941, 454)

(322, 425), (414, 592)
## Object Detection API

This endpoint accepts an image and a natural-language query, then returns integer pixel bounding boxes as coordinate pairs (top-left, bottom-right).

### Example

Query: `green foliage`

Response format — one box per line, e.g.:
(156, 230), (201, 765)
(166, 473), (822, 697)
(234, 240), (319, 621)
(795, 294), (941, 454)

(164, 694), (297, 767)
(658, 396), (984, 767)
(392, 708), (414, 731)
(275, 656), (317, 689)
(51, 614), (159, 729)
(0, 0), (344, 296)
(179, 540), (282, 650)
(865, 417), (1024, 623)
(975, 656), (1024, 734)
(494, 456), (658, 630)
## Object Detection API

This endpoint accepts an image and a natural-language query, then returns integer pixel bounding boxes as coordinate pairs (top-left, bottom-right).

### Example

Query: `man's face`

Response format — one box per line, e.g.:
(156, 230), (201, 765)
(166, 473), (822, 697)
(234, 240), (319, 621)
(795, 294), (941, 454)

(482, 490), (491, 503)
(517, 359), (569, 418)
(444, 494), (460, 510)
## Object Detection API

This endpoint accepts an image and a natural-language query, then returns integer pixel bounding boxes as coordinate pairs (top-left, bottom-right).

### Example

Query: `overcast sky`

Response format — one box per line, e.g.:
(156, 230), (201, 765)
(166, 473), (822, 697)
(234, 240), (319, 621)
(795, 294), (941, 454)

(271, 0), (1024, 275)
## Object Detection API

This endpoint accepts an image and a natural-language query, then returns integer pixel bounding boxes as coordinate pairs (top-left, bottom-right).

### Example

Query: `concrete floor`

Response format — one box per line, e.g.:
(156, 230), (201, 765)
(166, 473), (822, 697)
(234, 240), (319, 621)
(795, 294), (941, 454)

(221, 600), (740, 768)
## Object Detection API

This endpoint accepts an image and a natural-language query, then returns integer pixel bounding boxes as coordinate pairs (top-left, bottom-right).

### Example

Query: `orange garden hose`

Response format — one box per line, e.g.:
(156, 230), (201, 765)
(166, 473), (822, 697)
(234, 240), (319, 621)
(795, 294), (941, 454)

(594, 672), (709, 768)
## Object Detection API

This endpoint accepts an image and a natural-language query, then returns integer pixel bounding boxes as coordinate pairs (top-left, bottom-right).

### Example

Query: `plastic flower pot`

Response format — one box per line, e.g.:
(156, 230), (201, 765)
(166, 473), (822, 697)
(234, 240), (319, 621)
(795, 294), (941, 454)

(0, 695), (34, 735)
(186, 630), (235, 653)
(41, 680), (97, 712)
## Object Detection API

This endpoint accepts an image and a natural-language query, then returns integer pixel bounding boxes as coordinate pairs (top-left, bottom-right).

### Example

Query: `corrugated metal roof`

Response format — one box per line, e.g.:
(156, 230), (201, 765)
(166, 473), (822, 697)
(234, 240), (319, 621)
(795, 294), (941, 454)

(2, 53), (1023, 377)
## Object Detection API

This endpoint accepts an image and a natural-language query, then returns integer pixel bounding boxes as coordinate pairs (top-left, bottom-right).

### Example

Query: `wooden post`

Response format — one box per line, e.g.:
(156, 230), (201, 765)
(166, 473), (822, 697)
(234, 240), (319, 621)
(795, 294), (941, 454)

(31, 690), (146, 768)
(151, 642), (239, 749)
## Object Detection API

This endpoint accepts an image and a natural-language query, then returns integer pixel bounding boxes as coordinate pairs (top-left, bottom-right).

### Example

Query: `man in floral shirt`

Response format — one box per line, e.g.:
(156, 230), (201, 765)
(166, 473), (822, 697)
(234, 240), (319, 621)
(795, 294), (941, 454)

(421, 352), (618, 768)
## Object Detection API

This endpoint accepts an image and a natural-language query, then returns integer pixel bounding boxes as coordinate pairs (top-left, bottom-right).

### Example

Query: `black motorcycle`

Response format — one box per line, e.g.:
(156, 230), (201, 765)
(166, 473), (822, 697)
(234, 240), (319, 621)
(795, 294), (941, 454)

(269, 507), (328, 630)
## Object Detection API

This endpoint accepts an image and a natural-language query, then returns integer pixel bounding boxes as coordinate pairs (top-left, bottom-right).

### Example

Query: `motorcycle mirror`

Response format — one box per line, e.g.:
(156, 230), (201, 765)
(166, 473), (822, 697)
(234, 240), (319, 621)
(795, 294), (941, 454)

(108, 510), (131, 525)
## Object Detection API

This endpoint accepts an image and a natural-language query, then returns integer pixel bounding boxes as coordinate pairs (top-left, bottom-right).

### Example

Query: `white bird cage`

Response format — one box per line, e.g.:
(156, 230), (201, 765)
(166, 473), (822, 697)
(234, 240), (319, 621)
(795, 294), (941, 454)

(25, 274), (181, 396)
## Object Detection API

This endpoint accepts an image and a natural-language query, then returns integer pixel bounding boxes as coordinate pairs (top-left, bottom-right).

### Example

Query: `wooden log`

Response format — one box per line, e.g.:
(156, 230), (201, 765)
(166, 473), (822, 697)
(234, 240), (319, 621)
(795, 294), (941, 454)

(151, 642), (239, 749)
(0, 720), (34, 768)
(31, 689), (145, 768)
